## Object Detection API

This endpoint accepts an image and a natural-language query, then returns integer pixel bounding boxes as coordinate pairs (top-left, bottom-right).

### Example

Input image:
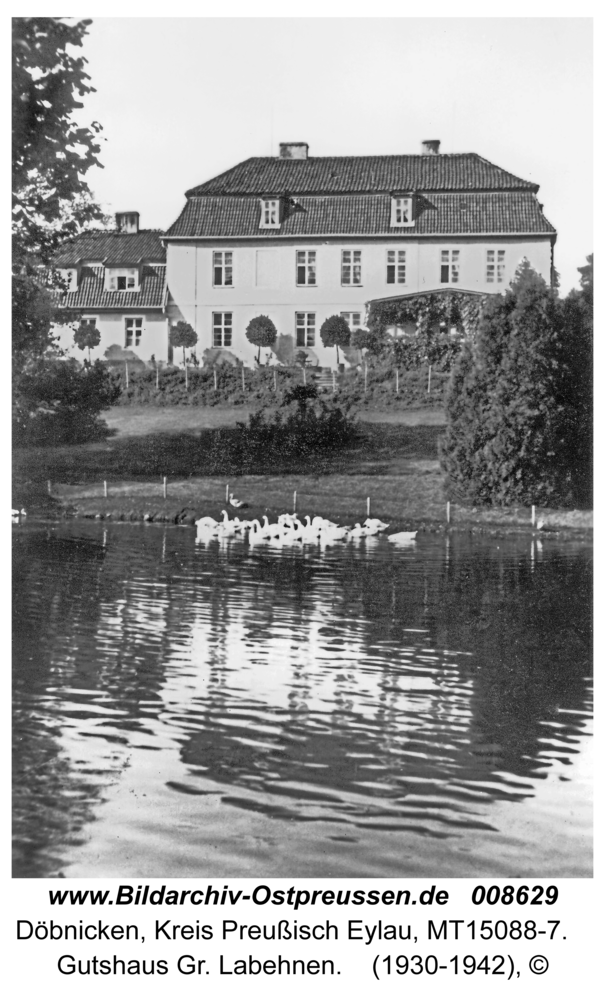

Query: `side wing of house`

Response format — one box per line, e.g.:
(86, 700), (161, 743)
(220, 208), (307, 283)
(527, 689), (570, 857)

(53, 221), (173, 365)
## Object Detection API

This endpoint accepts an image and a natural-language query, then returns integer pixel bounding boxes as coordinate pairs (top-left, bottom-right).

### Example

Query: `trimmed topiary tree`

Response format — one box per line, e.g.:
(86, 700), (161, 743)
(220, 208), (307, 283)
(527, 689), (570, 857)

(169, 321), (198, 366)
(320, 314), (351, 366)
(439, 260), (580, 507)
(245, 314), (277, 364)
(73, 321), (101, 362)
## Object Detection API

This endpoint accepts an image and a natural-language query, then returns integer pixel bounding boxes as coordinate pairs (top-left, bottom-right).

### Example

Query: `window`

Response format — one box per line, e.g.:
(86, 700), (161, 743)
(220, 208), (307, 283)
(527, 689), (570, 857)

(341, 250), (362, 285)
(107, 268), (138, 291)
(213, 251), (233, 286)
(296, 312), (316, 348)
(81, 317), (98, 329)
(340, 312), (362, 332)
(387, 250), (406, 284)
(124, 318), (142, 347)
(486, 249), (506, 284)
(391, 197), (413, 226)
(296, 250), (316, 286)
(440, 250), (460, 284)
(260, 199), (280, 228)
(213, 312), (233, 347)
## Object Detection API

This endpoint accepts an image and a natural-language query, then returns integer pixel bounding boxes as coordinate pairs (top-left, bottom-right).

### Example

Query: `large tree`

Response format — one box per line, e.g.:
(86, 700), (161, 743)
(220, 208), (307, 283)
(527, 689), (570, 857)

(12, 17), (104, 367)
(439, 260), (586, 507)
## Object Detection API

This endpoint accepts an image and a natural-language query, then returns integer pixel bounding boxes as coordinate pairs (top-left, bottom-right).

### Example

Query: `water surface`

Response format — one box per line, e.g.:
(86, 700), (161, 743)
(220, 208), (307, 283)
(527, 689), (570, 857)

(12, 522), (592, 878)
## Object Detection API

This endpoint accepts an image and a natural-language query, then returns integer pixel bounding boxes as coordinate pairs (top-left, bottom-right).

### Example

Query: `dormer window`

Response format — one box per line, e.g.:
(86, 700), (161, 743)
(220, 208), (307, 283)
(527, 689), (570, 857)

(260, 198), (280, 229)
(106, 268), (139, 291)
(390, 196), (414, 227)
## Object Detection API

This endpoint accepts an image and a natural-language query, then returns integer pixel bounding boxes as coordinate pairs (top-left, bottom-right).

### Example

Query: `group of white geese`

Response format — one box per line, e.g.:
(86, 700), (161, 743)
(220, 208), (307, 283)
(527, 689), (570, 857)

(196, 510), (417, 547)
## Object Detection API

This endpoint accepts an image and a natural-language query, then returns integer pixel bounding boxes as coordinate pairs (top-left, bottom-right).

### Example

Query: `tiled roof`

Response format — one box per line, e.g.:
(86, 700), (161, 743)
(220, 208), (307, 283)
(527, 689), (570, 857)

(61, 265), (167, 310)
(54, 230), (166, 267)
(166, 192), (555, 239)
(185, 154), (539, 197)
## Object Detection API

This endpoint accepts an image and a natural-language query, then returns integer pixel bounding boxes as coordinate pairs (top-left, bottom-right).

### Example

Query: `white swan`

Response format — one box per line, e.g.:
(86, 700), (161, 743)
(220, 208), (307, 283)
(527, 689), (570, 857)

(387, 530), (417, 543)
(364, 518), (390, 532)
(195, 515), (219, 529)
(319, 523), (349, 541)
(348, 523), (370, 539)
(229, 493), (249, 509)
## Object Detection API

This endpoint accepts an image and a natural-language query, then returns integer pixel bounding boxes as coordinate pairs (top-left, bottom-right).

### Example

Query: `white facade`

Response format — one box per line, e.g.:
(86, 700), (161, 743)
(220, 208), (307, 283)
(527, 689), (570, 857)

(54, 312), (174, 365)
(166, 236), (553, 369)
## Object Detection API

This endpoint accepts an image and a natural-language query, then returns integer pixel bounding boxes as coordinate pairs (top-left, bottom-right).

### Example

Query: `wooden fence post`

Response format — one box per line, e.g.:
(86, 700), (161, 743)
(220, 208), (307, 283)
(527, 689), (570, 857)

(446, 501), (451, 524)
(241, 367), (245, 391)
(214, 369), (218, 391)
(104, 480), (108, 498)
(125, 360), (129, 389)
(427, 364), (432, 394)
(156, 362), (159, 390)
(396, 368), (399, 394)
(226, 484), (229, 502)
(367, 496), (371, 517)
(185, 359), (188, 390)
(364, 362), (368, 395)
(332, 371), (336, 393)
(293, 490), (297, 513)
(163, 476), (167, 499)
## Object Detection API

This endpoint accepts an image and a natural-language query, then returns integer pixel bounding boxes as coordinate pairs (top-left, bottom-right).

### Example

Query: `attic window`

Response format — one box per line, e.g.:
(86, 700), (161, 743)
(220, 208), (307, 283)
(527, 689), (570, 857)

(390, 197), (413, 227)
(106, 268), (138, 291)
(260, 199), (280, 229)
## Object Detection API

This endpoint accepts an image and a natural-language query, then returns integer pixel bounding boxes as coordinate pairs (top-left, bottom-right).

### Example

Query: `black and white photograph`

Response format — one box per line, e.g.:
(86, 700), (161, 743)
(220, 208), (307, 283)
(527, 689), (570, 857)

(12, 15), (592, 885)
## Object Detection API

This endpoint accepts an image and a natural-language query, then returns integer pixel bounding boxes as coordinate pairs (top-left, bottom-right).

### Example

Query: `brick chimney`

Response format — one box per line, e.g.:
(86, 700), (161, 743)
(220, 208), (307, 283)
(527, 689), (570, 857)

(421, 140), (441, 155)
(279, 142), (309, 160)
(115, 212), (140, 234)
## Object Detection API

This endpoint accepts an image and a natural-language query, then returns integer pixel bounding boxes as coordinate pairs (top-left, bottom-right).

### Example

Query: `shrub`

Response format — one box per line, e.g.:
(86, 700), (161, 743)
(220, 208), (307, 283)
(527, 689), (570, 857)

(73, 321), (101, 361)
(169, 321), (198, 365)
(13, 357), (120, 445)
(320, 314), (351, 365)
(209, 391), (357, 473)
(245, 315), (277, 363)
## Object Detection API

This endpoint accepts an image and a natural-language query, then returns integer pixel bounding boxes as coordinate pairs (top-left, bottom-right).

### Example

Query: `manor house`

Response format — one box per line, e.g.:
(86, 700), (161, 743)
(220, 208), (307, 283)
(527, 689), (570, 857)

(55, 140), (556, 369)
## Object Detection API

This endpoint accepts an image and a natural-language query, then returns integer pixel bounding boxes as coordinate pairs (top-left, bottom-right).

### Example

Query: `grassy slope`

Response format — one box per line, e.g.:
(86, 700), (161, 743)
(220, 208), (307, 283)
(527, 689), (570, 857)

(13, 406), (591, 535)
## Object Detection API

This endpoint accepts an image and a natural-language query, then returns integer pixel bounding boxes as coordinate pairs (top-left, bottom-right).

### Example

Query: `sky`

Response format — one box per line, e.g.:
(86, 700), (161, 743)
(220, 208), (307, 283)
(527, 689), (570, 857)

(73, 16), (592, 294)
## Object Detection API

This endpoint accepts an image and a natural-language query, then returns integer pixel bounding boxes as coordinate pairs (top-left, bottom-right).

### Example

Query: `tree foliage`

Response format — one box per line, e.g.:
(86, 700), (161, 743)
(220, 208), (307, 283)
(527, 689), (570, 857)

(169, 321), (198, 365)
(320, 314), (351, 364)
(12, 18), (117, 451)
(245, 314), (277, 363)
(13, 17), (104, 265)
(13, 18), (105, 370)
(439, 260), (591, 508)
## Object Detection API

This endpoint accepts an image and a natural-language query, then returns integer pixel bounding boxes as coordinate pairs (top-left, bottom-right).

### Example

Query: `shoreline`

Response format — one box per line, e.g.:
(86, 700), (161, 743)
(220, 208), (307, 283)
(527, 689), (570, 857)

(17, 480), (593, 542)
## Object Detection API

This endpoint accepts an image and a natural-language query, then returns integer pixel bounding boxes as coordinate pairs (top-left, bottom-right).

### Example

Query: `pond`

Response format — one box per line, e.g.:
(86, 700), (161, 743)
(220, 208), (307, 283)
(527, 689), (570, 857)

(12, 521), (592, 879)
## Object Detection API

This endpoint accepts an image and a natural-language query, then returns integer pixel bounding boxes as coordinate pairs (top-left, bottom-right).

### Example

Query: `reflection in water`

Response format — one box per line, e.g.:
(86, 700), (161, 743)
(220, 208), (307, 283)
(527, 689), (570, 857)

(12, 523), (592, 878)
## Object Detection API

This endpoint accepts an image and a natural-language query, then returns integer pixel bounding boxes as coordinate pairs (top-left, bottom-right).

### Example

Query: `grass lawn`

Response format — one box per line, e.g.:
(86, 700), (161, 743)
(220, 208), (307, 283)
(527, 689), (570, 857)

(102, 405), (446, 437)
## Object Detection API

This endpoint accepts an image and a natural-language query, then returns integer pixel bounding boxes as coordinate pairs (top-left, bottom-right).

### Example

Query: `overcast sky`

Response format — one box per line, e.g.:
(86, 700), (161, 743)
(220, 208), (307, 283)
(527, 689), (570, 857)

(74, 17), (592, 294)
